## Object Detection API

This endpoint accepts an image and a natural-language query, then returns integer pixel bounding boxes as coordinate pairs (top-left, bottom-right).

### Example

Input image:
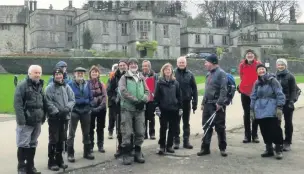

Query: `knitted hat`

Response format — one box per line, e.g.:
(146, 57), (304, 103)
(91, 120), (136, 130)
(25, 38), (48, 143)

(53, 68), (64, 76)
(256, 64), (267, 72)
(128, 58), (139, 65)
(55, 61), (67, 68)
(205, 54), (218, 64)
(276, 58), (288, 67)
(118, 59), (128, 65)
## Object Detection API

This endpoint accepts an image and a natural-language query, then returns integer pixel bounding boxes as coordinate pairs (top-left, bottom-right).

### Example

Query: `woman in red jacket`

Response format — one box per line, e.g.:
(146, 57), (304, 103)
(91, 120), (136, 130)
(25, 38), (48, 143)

(239, 49), (261, 143)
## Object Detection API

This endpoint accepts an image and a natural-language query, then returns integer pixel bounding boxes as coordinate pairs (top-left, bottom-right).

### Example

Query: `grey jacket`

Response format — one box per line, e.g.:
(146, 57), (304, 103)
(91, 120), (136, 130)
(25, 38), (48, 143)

(14, 77), (46, 126)
(203, 67), (228, 106)
(45, 82), (75, 119)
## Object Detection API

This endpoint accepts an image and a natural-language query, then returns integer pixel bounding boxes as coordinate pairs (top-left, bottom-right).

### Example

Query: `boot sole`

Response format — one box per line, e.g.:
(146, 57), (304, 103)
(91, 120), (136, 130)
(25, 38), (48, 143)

(197, 152), (211, 156)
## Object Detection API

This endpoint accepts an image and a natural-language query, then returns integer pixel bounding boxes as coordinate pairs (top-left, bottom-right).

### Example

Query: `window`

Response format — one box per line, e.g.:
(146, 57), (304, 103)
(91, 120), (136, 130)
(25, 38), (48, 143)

(0, 25), (10, 30)
(103, 21), (109, 33)
(102, 44), (109, 52)
(50, 15), (55, 25)
(122, 45), (127, 55)
(164, 46), (169, 58)
(164, 25), (169, 38)
(140, 32), (148, 39)
(209, 35), (214, 44)
(68, 32), (73, 42)
(50, 32), (55, 42)
(67, 16), (73, 26)
(222, 36), (227, 45)
(137, 20), (151, 32)
(122, 23), (127, 35)
(195, 34), (200, 44)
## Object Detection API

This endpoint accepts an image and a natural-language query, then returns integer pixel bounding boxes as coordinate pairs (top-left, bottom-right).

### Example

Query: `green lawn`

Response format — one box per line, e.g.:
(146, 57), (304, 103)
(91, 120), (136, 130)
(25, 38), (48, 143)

(0, 74), (108, 114)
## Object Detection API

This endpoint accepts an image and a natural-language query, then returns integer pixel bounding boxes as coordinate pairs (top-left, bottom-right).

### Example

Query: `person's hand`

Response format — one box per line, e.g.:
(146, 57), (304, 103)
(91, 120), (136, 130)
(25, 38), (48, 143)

(276, 108), (283, 121)
(155, 107), (161, 117)
(250, 110), (255, 121)
(192, 101), (197, 114)
(237, 85), (241, 93)
(91, 107), (99, 113)
(135, 101), (145, 110)
(179, 109), (183, 116)
(216, 104), (222, 111)
(288, 101), (294, 110)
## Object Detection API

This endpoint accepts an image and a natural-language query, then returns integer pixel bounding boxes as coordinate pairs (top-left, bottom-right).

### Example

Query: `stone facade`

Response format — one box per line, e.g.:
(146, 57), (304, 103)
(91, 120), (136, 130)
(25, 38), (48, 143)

(0, 6), (28, 54)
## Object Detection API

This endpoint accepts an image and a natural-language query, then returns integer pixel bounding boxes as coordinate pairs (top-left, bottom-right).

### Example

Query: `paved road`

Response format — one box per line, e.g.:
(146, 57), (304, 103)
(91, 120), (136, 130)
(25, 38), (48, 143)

(0, 84), (303, 174)
(72, 108), (304, 174)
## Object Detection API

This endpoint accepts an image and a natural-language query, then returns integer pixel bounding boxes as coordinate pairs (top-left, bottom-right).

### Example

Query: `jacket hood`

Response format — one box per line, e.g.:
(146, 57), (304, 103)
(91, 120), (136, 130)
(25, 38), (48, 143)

(158, 77), (175, 85)
(55, 61), (67, 68)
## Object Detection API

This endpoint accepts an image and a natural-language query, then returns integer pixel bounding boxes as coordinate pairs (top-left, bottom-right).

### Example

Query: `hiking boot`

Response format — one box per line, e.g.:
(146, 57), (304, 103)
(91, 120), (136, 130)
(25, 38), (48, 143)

(150, 135), (156, 140)
(243, 137), (251, 143)
(166, 147), (175, 153)
(275, 144), (283, 160)
(55, 152), (68, 169)
(17, 147), (27, 174)
(122, 147), (132, 165)
(67, 146), (75, 163)
(183, 141), (193, 149)
(158, 147), (165, 155)
(48, 158), (59, 171)
(261, 144), (274, 157)
(283, 144), (291, 151)
(83, 145), (95, 160)
(98, 145), (106, 153)
(134, 146), (145, 163)
(26, 148), (41, 174)
(197, 144), (210, 156)
(173, 143), (180, 150)
(108, 132), (113, 139)
(220, 150), (228, 157)
(114, 147), (122, 158)
(252, 137), (260, 143)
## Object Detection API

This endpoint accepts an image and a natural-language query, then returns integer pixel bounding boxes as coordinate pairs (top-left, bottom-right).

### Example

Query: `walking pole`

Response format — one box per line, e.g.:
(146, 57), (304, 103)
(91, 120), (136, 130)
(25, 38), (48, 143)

(62, 119), (66, 172)
(203, 111), (217, 139)
(202, 112), (216, 130)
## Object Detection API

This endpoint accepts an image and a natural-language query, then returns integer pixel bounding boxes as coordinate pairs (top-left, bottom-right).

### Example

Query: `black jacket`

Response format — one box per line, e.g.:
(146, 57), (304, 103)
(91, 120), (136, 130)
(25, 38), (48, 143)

(107, 70), (125, 106)
(154, 77), (182, 111)
(175, 68), (198, 107)
(276, 69), (296, 103)
(14, 77), (46, 126)
(203, 67), (227, 106)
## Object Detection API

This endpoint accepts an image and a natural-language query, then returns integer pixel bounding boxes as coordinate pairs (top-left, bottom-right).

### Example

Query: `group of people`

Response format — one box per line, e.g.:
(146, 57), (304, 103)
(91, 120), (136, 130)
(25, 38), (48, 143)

(14, 49), (299, 173)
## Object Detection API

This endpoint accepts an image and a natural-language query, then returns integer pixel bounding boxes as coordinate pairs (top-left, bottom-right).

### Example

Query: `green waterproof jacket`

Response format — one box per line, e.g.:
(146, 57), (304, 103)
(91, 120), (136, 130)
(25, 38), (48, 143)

(118, 71), (149, 111)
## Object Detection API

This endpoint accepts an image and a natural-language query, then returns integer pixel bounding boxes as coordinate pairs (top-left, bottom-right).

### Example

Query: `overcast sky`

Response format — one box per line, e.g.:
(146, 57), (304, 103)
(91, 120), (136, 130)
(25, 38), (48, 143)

(1, 0), (304, 22)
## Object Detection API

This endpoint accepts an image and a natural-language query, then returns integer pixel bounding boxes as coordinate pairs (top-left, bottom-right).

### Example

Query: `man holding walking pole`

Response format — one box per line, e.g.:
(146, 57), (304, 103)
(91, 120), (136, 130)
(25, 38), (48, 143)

(197, 54), (228, 157)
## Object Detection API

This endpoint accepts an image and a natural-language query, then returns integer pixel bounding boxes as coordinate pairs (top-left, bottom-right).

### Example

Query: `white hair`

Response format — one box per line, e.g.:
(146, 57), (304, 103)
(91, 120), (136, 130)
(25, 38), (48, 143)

(142, 60), (152, 68)
(28, 65), (42, 75)
(112, 63), (118, 71)
(177, 56), (187, 63)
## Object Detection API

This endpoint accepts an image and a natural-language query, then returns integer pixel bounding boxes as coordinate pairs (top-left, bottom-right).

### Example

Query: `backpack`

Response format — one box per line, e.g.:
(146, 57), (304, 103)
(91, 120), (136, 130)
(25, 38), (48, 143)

(295, 85), (301, 103)
(226, 73), (236, 105)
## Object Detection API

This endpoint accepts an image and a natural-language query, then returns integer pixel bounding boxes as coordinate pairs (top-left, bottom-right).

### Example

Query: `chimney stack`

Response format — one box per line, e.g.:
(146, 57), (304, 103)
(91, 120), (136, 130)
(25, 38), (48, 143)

(33, 0), (37, 11)
(69, 0), (73, 8)
(29, 0), (33, 12)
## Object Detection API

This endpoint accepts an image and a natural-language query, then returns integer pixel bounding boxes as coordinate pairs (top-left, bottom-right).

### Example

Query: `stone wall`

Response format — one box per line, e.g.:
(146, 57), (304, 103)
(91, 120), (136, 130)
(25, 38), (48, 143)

(1, 56), (303, 75)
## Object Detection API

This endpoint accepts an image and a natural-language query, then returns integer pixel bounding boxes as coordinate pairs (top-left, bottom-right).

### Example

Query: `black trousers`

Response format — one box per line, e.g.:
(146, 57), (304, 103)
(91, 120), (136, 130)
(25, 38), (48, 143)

(159, 110), (179, 148)
(48, 118), (68, 154)
(256, 117), (283, 145)
(175, 100), (191, 144)
(108, 104), (117, 133)
(145, 102), (156, 137)
(281, 103), (294, 144)
(90, 109), (106, 147)
(202, 103), (227, 150)
(241, 94), (258, 139)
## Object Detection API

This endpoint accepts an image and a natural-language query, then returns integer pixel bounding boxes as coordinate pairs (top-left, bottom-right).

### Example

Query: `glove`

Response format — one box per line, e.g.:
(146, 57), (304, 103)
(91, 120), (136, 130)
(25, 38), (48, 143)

(59, 107), (70, 117)
(250, 110), (255, 121)
(192, 101), (197, 113)
(288, 101), (294, 110)
(201, 104), (204, 111)
(135, 101), (145, 110)
(276, 108), (283, 121)
(237, 85), (241, 93)
(179, 109), (183, 116)
(155, 107), (161, 117)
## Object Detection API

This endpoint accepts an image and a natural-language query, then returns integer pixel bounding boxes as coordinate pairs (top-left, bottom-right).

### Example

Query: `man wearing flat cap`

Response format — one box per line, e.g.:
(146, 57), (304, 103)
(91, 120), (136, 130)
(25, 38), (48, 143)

(66, 67), (95, 162)
(118, 58), (149, 165)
